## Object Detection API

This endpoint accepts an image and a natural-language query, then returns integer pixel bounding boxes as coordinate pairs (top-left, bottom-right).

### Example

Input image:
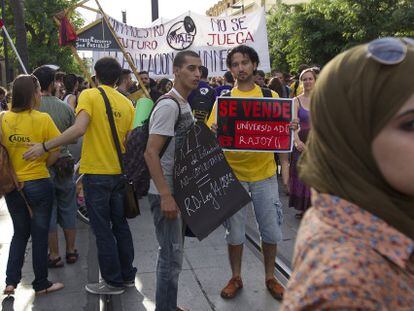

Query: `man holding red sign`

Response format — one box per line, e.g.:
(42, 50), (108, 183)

(207, 45), (286, 301)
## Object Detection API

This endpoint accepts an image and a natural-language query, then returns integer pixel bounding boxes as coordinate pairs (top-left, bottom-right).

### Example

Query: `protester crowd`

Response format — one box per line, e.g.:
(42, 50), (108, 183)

(0, 38), (413, 310)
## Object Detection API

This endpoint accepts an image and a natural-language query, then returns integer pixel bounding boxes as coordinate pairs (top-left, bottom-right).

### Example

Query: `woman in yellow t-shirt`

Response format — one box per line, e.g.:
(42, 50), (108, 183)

(1, 75), (64, 296)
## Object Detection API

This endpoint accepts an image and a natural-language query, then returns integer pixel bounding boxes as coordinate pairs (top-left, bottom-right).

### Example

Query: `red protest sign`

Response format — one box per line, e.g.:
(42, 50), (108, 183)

(217, 97), (294, 152)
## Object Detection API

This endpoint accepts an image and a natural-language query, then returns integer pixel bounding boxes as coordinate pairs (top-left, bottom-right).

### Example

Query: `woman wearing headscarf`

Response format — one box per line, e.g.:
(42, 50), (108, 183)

(282, 38), (414, 309)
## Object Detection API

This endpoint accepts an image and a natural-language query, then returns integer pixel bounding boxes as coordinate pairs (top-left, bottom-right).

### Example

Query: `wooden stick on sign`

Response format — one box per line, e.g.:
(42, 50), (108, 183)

(93, 0), (150, 99)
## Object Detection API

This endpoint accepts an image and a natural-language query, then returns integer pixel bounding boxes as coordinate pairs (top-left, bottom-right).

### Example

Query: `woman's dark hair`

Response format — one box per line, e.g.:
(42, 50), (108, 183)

(63, 73), (78, 94)
(268, 77), (284, 97)
(226, 45), (260, 69)
(157, 78), (172, 94)
(11, 75), (39, 112)
(94, 57), (122, 85)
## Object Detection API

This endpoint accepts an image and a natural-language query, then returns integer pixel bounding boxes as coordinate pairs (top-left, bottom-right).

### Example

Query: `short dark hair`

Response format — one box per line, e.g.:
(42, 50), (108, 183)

(32, 65), (56, 92)
(94, 57), (122, 86)
(77, 75), (85, 84)
(226, 45), (260, 69)
(200, 66), (208, 79)
(223, 71), (234, 84)
(55, 71), (66, 82)
(138, 71), (148, 76)
(117, 69), (132, 86)
(256, 70), (265, 78)
(173, 50), (200, 68)
(11, 74), (39, 112)
(63, 73), (78, 93)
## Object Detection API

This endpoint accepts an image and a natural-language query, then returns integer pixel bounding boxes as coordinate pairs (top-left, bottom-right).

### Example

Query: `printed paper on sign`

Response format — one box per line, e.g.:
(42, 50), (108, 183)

(216, 97), (294, 153)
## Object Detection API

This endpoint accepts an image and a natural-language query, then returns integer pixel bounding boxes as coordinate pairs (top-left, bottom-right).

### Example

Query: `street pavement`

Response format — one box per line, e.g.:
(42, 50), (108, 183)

(0, 178), (300, 311)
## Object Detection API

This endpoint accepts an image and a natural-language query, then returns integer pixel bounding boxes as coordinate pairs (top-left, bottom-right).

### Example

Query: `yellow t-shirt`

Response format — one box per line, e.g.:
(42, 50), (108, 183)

(1, 110), (60, 182)
(76, 85), (135, 174)
(207, 85), (278, 182)
(290, 81), (303, 98)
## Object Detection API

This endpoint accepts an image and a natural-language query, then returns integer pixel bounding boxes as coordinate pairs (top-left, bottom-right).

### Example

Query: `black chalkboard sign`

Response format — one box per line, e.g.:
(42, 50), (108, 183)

(173, 122), (252, 241)
(76, 18), (120, 51)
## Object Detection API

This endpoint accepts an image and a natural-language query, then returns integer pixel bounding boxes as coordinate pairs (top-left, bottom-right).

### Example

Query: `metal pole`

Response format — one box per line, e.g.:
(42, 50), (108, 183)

(151, 0), (158, 22)
(1, 0), (10, 83)
(1, 25), (28, 74)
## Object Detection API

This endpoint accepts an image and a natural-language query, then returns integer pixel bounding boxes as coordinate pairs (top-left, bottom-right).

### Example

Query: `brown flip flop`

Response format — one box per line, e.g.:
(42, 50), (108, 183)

(35, 283), (64, 296)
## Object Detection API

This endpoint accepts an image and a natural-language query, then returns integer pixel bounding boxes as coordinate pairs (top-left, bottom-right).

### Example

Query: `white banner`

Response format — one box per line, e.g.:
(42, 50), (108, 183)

(92, 8), (270, 78)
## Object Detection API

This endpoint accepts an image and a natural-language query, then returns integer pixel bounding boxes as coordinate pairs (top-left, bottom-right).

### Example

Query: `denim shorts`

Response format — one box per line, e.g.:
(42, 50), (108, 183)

(224, 174), (283, 245)
(48, 168), (77, 232)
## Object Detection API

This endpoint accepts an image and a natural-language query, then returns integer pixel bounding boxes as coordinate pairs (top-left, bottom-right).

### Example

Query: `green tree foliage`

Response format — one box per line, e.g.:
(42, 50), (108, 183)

(2, 0), (84, 74)
(267, 0), (414, 73)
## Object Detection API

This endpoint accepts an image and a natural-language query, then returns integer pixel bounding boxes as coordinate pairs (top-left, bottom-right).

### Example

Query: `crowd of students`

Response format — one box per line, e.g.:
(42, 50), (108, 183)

(0, 38), (413, 310)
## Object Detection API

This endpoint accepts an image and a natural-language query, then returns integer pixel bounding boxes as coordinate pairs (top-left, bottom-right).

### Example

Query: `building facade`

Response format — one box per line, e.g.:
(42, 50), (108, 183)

(206, 0), (309, 17)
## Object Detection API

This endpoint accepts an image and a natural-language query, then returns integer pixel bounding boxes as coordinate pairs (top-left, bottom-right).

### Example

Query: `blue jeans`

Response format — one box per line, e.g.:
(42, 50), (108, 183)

(224, 175), (284, 245)
(5, 178), (54, 291)
(148, 194), (183, 311)
(83, 174), (137, 287)
(49, 168), (77, 232)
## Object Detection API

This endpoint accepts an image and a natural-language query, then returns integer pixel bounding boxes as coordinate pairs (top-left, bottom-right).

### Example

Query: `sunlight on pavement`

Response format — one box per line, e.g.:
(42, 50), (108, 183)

(134, 276), (155, 310)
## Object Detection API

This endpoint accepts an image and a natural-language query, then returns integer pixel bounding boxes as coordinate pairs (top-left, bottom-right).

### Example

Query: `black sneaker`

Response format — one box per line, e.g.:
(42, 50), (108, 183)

(85, 281), (125, 295)
(123, 279), (135, 288)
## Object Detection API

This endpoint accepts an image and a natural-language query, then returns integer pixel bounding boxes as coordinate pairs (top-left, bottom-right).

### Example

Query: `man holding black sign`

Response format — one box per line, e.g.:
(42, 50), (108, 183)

(207, 45), (285, 301)
(144, 50), (201, 311)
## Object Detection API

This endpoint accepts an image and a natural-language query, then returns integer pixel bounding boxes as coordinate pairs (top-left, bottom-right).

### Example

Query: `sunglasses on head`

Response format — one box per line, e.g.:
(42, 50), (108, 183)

(367, 37), (414, 65)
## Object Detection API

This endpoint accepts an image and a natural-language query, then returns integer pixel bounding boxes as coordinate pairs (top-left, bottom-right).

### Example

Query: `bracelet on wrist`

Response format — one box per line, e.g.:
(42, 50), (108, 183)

(42, 142), (49, 152)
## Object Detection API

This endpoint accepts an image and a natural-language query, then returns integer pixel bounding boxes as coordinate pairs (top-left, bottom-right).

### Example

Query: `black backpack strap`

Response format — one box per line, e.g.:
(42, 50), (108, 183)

(150, 94), (182, 158)
(98, 87), (126, 174)
(260, 87), (272, 98)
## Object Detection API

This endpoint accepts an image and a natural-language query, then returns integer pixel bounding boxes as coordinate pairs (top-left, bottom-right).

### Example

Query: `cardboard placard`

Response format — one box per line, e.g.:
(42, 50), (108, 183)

(217, 97), (294, 152)
(173, 122), (251, 241)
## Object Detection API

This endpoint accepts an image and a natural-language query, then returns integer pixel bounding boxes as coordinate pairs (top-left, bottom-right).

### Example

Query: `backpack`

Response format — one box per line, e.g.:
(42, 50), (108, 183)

(0, 112), (19, 197)
(124, 95), (181, 198)
(221, 87), (272, 98)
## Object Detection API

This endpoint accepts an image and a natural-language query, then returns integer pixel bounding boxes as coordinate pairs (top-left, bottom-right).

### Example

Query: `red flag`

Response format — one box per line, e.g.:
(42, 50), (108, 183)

(0, 19), (4, 29)
(58, 16), (77, 46)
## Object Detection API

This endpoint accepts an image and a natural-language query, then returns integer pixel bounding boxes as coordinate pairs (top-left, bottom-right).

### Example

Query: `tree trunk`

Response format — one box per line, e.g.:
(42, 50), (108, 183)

(8, 0), (29, 73)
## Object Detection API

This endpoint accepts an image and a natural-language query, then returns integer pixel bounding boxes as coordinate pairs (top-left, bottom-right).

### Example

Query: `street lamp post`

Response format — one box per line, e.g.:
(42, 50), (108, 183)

(151, 0), (159, 22)
(1, 0), (10, 84)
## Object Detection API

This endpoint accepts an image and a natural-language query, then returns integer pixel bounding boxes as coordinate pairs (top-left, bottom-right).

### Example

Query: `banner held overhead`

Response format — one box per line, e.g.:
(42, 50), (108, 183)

(84, 8), (270, 78)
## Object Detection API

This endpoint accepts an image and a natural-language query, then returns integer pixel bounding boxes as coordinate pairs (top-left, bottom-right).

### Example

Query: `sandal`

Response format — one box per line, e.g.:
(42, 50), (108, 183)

(220, 276), (243, 299)
(266, 278), (284, 300)
(66, 250), (79, 264)
(3, 285), (15, 296)
(35, 282), (64, 296)
(48, 256), (64, 268)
